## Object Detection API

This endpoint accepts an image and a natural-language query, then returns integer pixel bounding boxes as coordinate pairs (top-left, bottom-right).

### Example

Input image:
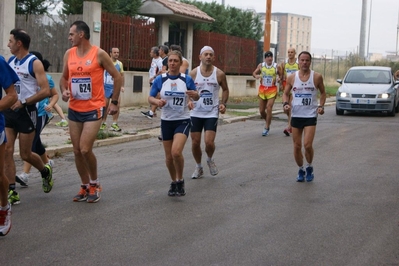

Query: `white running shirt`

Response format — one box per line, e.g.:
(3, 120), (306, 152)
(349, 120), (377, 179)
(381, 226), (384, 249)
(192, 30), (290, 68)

(8, 54), (39, 101)
(191, 66), (220, 118)
(291, 70), (319, 118)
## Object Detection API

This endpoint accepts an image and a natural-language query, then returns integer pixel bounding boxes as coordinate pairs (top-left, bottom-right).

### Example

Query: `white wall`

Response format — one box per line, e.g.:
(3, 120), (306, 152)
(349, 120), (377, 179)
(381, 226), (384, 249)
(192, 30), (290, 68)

(50, 72), (259, 110)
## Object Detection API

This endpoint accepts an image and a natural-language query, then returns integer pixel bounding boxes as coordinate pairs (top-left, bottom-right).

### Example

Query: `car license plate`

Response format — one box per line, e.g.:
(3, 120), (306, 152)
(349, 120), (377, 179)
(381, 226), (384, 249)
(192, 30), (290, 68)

(351, 98), (376, 104)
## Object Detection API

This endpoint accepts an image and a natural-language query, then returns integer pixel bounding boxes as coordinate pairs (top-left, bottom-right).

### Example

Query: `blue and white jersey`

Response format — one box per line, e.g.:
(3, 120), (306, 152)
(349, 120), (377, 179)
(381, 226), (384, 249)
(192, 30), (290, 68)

(0, 55), (19, 132)
(37, 74), (55, 117)
(8, 54), (39, 101)
(291, 70), (318, 118)
(104, 60), (123, 91)
(150, 73), (196, 121)
(190, 66), (220, 118)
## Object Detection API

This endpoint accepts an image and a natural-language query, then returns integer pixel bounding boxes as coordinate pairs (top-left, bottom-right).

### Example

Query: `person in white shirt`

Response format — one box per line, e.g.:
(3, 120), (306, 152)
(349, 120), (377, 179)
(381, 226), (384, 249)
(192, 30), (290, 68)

(282, 51), (326, 183)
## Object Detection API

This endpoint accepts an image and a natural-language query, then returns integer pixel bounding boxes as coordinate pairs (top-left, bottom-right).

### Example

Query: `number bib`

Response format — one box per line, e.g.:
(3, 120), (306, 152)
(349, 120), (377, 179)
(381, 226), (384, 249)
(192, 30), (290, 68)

(198, 92), (213, 111)
(71, 77), (92, 100)
(15, 81), (21, 95)
(104, 73), (113, 85)
(262, 75), (273, 87)
(164, 91), (186, 113)
(293, 93), (312, 106)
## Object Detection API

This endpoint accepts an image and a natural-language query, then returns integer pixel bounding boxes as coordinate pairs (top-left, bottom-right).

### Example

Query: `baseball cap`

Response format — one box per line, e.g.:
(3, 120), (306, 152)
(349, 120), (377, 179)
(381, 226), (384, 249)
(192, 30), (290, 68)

(264, 51), (273, 58)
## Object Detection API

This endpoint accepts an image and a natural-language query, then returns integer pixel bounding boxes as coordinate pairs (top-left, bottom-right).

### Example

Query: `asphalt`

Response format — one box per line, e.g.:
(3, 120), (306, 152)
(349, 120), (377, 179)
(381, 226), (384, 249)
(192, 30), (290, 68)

(14, 98), (335, 157)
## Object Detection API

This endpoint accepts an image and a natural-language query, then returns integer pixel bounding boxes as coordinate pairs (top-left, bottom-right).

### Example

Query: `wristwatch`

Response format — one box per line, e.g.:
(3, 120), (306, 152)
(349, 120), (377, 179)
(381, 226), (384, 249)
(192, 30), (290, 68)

(20, 98), (27, 106)
(111, 100), (118, 105)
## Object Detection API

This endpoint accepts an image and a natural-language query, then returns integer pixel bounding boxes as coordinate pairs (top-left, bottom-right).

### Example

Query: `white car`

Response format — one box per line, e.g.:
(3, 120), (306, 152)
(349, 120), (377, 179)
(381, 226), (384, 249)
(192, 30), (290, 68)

(336, 66), (399, 116)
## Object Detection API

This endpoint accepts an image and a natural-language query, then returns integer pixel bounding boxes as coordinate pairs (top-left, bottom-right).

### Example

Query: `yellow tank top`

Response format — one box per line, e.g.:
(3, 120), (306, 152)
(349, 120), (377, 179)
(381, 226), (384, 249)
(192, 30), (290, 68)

(260, 63), (277, 87)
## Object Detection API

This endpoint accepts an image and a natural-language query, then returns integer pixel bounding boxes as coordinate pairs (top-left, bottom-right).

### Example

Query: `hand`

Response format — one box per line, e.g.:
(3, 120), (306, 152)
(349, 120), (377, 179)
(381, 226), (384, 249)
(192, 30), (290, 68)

(317, 106), (325, 115)
(186, 90), (199, 101)
(121, 87), (125, 93)
(108, 104), (119, 115)
(219, 104), (226, 114)
(62, 90), (70, 102)
(158, 99), (167, 107)
(188, 101), (194, 110)
(10, 100), (23, 111)
(283, 104), (291, 113)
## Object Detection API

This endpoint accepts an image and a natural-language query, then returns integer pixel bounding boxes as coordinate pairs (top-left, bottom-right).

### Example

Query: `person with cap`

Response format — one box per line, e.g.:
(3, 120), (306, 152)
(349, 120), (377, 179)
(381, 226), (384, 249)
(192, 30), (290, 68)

(188, 46), (229, 179)
(279, 48), (299, 136)
(252, 51), (281, 136)
(282, 51), (326, 182)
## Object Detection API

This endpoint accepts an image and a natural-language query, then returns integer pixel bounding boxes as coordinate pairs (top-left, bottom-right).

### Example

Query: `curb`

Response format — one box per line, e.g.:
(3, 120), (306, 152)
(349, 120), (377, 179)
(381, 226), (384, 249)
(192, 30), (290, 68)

(35, 101), (336, 157)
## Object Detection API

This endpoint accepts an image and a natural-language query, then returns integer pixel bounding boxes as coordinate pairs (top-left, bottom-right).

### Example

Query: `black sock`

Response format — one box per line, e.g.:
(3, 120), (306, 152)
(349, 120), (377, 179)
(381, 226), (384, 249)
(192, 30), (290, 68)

(40, 167), (49, 178)
(9, 183), (16, 191)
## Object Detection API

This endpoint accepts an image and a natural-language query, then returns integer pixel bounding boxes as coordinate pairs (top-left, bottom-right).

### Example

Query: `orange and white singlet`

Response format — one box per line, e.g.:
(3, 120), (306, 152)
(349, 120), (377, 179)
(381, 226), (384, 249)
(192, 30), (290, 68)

(68, 46), (105, 112)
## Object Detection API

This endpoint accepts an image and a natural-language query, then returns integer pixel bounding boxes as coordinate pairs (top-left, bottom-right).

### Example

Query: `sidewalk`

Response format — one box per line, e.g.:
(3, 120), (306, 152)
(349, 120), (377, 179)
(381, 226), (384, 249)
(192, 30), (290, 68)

(14, 98), (336, 157)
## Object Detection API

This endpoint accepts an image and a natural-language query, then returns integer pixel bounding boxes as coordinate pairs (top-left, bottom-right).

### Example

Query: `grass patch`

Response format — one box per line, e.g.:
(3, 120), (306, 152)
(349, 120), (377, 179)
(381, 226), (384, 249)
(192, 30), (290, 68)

(226, 110), (258, 116)
(96, 130), (120, 140)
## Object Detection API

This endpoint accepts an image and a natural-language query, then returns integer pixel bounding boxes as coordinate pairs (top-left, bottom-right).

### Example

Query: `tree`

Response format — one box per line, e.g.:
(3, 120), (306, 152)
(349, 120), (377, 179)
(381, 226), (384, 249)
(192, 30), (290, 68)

(16, 0), (61, 14)
(61, 0), (142, 16)
(181, 0), (263, 40)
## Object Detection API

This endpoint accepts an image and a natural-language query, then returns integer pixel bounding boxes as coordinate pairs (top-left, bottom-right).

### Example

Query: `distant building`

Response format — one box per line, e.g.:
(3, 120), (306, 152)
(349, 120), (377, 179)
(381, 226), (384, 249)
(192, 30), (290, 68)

(271, 12), (312, 62)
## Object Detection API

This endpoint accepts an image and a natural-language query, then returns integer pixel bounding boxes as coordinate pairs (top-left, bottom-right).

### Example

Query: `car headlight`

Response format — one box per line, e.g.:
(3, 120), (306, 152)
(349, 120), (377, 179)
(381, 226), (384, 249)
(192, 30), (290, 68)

(378, 93), (390, 99)
(339, 92), (349, 98)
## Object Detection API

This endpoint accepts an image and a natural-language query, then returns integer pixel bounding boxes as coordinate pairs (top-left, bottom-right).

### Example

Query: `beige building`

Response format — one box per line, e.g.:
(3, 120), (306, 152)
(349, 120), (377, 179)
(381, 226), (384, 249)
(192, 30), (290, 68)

(271, 12), (312, 62)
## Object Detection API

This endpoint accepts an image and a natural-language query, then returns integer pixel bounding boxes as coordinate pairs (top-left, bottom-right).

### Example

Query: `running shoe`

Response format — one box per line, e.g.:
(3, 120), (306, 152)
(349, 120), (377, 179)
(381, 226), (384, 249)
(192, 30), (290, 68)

(283, 128), (291, 136)
(87, 183), (102, 203)
(55, 120), (68, 127)
(0, 205), (11, 236)
(110, 123), (122, 132)
(207, 159), (219, 176)
(47, 159), (54, 168)
(176, 180), (186, 196)
(73, 185), (89, 202)
(8, 190), (20, 205)
(306, 166), (314, 182)
(191, 166), (204, 179)
(297, 168), (306, 182)
(141, 111), (153, 119)
(100, 123), (107, 130)
(16, 172), (30, 187)
(262, 128), (269, 136)
(42, 164), (53, 193)
(168, 182), (177, 197)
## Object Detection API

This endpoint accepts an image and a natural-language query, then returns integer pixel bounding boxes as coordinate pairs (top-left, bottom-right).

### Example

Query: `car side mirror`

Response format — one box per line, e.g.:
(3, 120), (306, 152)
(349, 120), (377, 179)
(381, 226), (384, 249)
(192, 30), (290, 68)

(336, 79), (342, 84)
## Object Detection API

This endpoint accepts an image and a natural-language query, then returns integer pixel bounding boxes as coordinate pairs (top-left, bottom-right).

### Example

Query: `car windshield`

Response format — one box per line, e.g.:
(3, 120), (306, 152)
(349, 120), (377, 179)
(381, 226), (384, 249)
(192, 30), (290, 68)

(344, 70), (391, 84)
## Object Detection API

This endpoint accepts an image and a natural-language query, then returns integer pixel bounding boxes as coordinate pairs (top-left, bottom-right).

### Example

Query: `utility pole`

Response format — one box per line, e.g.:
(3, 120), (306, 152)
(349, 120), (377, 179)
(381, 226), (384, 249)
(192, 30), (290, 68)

(359, 0), (368, 58)
(263, 0), (272, 52)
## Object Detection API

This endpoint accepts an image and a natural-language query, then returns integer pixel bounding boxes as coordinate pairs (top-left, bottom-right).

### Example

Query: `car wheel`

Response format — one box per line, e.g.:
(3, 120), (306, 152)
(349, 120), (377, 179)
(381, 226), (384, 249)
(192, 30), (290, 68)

(395, 100), (399, 113)
(336, 106), (344, 115)
(388, 101), (396, 116)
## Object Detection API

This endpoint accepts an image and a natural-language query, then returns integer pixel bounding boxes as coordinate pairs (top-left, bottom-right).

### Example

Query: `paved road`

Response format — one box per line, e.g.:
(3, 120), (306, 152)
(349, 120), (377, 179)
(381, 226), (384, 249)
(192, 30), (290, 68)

(3, 106), (399, 265)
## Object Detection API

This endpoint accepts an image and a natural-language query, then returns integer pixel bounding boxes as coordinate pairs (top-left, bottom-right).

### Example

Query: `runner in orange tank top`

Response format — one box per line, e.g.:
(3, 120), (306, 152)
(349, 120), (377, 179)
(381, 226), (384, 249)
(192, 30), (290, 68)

(60, 21), (122, 203)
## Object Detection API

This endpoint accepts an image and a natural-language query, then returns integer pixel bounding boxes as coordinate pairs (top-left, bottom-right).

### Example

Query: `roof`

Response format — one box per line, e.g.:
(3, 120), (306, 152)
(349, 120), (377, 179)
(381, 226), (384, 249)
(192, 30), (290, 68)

(139, 0), (215, 23)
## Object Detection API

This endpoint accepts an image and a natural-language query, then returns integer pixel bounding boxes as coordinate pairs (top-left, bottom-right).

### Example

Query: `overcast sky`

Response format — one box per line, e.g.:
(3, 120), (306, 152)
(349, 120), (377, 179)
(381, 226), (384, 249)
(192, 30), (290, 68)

(201, 0), (399, 56)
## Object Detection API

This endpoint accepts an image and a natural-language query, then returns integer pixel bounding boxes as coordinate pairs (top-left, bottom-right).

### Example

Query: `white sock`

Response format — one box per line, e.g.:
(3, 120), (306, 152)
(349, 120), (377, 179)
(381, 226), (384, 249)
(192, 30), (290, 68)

(149, 110), (153, 115)
(196, 163), (202, 168)
(207, 157), (213, 162)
